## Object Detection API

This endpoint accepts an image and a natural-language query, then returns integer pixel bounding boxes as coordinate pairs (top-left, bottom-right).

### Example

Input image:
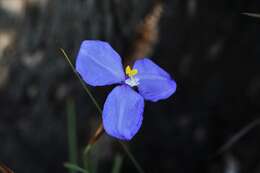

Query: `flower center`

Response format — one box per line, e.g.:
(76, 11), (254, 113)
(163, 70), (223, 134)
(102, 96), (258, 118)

(124, 65), (139, 87)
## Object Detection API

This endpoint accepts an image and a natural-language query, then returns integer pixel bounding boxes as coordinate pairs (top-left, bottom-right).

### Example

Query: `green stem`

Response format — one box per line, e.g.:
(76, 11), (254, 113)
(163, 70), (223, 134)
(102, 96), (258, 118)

(82, 144), (92, 170)
(60, 48), (102, 114)
(111, 154), (123, 173)
(119, 142), (144, 173)
(66, 99), (78, 173)
(64, 163), (89, 173)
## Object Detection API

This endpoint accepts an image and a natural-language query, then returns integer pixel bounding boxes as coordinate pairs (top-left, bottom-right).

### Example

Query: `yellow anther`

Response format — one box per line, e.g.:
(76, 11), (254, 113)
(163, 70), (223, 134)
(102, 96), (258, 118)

(125, 65), (138, 77)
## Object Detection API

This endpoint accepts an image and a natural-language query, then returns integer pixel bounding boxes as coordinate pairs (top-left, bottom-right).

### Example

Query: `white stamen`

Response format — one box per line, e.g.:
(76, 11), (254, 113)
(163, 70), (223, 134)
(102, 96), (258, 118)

(125, 77), (140, 87)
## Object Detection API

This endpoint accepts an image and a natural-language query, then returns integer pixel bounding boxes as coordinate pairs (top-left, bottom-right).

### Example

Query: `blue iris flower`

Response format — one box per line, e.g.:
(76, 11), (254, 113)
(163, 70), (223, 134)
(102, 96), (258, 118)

(76, 40), (177, 140)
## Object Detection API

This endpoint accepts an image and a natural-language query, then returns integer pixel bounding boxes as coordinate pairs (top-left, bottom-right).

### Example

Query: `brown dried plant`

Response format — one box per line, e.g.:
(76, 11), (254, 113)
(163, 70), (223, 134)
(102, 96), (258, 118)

(126, 0), (163, 65)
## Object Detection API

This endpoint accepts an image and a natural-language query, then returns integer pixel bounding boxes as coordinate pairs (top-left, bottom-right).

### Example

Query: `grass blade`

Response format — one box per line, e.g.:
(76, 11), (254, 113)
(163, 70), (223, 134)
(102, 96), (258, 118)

(119, 142), (144, 173)
(215, 118), (260, 156)
(111, 154), (123, 173)
(66, 99), (78, 173)
(60, 48), (102, 114)
(64, 163), (89, 173)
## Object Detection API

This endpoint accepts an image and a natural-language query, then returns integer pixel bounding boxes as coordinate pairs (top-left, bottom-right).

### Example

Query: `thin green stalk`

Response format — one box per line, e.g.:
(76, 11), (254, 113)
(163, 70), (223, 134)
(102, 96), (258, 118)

(119, 142), (144, 173)
(64, 163), (89, 173)
(60, 48), (145, 173)
(215, 118), (260, 156)
(66, 99), (78, 173)
(82, 144), (92, 171)
(111, 154), (123, 173)
(60, 48), (102, 114)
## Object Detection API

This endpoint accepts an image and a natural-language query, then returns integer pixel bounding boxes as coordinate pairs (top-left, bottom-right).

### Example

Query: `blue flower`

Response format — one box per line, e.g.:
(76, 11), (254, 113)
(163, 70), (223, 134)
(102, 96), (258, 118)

(76, 40), (177, 140)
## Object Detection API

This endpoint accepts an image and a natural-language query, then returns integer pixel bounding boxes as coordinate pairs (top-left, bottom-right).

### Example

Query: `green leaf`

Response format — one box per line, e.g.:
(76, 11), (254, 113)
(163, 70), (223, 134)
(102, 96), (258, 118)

(64, 163), (89, 173)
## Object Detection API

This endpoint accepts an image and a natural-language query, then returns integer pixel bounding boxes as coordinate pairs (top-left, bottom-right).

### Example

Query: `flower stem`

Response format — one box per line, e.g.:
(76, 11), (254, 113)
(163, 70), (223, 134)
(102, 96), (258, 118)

(119, 141), (145, 173)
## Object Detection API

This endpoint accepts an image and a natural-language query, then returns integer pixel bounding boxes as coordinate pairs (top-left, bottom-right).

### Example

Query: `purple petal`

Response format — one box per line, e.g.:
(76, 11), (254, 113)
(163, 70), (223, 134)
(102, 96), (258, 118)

(76, 40), (125, 86)
(102, 85), (144, 140)
(133, 58), (177, 102)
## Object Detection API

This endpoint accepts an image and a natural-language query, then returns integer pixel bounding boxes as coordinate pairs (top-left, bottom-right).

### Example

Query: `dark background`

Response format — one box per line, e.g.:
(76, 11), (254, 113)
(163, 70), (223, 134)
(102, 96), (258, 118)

(0, 0), (260, 173)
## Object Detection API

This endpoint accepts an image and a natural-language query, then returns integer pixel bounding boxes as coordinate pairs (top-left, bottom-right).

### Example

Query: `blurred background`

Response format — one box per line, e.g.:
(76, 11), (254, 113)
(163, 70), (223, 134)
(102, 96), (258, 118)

(1, 0), (260, 173)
